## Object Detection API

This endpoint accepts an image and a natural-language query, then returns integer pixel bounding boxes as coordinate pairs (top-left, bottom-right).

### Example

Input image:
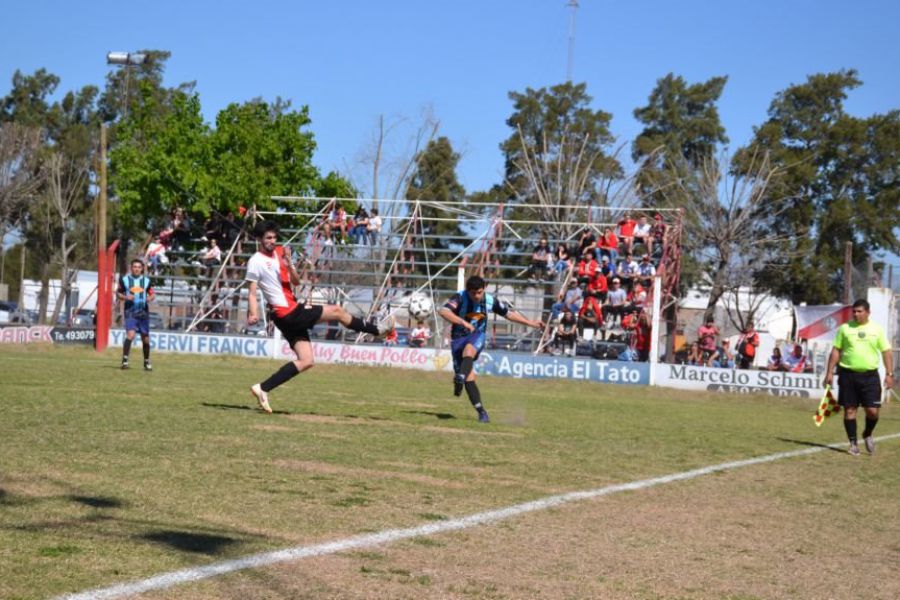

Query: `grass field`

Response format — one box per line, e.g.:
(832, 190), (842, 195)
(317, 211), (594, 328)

(1, 344), (899, 600)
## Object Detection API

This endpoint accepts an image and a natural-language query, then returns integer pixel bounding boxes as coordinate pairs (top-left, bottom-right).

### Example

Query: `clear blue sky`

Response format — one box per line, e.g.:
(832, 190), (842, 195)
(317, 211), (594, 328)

(2, 0), (898, 196)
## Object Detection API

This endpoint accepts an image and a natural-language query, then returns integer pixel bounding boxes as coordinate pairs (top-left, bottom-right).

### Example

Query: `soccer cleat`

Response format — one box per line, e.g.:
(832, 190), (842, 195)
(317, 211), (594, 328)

(477, 410), (490, 424)
(143, 361), (153, 372)
(864, 436), (875, 455)
(251, 383), (272, 414)
(453, 374), (465, 397)
(848, 441), (861, 456)
(121, 358), (129, 370)
(376, 315), (395, 336)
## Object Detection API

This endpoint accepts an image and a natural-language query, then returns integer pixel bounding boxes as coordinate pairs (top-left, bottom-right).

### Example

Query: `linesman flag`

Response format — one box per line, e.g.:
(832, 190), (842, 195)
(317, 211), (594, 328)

(814, 385), (840, 427)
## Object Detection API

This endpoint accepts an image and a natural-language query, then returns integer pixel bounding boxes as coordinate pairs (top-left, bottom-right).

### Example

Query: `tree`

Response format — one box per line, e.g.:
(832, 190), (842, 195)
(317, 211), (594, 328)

(500, 82), (622, 238)
(406, 136), (467, 248)
(0, 69), (60, 129)
(735, 70), (900, 304)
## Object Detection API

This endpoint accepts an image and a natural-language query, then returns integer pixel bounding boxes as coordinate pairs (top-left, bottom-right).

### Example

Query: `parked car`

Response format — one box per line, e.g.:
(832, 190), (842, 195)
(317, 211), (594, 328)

(70, 309), (96, 327)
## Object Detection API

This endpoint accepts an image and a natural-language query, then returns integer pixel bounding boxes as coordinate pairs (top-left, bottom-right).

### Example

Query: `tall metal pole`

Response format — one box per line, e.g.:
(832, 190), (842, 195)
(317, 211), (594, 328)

(566, 0), (579, 82)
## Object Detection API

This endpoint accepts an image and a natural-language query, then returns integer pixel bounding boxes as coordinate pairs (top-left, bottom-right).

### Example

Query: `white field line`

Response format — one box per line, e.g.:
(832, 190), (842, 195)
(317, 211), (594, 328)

(55, 432), (900, 600)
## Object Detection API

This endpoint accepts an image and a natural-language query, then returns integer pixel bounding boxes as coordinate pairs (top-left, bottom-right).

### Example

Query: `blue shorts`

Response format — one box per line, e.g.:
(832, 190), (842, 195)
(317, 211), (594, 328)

(125, 310), (150, 336)
(451, 331), (486, 374)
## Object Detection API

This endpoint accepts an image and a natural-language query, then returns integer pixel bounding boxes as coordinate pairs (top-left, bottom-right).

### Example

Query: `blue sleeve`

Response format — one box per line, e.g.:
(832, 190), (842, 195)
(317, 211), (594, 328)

(491, 296), (510, 317)
(443, 292), (464, 314)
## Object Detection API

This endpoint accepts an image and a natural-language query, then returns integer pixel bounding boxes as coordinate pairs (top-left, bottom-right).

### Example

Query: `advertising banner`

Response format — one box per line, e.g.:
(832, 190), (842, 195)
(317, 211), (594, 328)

(49, 327), (96, 345)
(476, 350), (650, 385)
(0, 325), (54, 344)
(275, 340), (455, 373)
(110, 329), (276, 358)
(654, 363), (823, 397)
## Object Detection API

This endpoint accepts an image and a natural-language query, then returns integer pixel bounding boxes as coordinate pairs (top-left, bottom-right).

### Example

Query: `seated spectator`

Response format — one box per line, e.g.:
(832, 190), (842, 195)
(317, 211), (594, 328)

(650, 213), (667, 257)
(633, 215), (652, 252)
(598, 227), (619, 264)
(576, 251), (599, 286)
(551, 278), (583, 320)
(617, 211), (637, 254)
(408, 320), (432, 348)
(577, 301), (602, 340)
(144, 234), (169, 275)
(628, 283), (647, 312)
(192, 238), (222, 268)
(577, 228), (598, 258)
(171, 207), (192, 251)
(637, 254), (656, 288)
(712, 339), (735, 368)
(579, 271), (607, 331)
(698, 316), (720, 365)
(349, 207), (369, 244)
(616, 253), (639, 290)
(554, 309), (578, 355)
(599, 255), (616, 278)
(204, 213), (225, 245)
(605, 277), (629, 327)
(737, 320), (760, 369)
(781, 344), (807, 372)
(528, 237), (552, 280)
(552, 243), (573, 277)
(687, 341), (702, 366)
(766, 347), (783, 371)
(366, 208), (382, 245)
(329, 206), (349, 243)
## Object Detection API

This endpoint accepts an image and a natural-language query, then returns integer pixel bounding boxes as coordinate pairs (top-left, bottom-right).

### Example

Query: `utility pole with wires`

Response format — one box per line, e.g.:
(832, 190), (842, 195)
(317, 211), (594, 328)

(566, 0), (579, 82)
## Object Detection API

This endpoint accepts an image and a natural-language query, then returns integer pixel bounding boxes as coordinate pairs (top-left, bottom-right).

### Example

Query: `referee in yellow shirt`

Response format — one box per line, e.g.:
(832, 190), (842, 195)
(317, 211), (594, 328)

(823, 299), (894, 455)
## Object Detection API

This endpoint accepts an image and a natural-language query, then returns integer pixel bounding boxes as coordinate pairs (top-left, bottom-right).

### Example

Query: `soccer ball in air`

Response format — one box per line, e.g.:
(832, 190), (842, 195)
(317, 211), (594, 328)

(407, 293), (434, 320)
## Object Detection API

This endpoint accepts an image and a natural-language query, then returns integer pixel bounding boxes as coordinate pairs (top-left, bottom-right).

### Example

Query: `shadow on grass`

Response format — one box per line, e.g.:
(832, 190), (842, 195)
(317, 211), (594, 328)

(67, 494), (126, 509)
(777, 437), (846, 453)
(139, 530), (239, 555)
(201, 402), (292, 415)
(401, 410), (457, 420)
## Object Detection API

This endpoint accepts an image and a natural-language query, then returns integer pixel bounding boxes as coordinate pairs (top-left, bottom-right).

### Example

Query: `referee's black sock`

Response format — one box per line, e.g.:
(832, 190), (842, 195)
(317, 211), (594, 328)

(862, 417), (879, 438)
(123, 338), (132, 359)
(843, 418), (857, 443)
(464, 381), (484, 411)
(348, 316), (378, 335)
(261, 362), (300, 392)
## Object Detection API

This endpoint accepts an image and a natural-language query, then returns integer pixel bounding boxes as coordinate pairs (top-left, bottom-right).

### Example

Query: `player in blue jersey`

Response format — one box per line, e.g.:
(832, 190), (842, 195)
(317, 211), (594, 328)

(116, 258), (155, 371)
(438, 275), (543, 423)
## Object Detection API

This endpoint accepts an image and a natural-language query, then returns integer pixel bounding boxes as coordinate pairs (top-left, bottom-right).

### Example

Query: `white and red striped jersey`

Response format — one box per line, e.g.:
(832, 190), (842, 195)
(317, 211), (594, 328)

(245, 246), (297, 318)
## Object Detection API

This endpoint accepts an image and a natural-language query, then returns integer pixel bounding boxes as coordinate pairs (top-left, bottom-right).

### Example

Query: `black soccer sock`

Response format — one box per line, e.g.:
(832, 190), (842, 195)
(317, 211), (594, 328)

(348, 315), (378, 335)
(142, 341), (150, 361)
(862, 417), (879, 438)
(123, 338), (132, 359)
(261, 362), (300, 392)
(464, 381), (484, 411)
(843, 418), (857, 443)
(460, 356), (475, 378)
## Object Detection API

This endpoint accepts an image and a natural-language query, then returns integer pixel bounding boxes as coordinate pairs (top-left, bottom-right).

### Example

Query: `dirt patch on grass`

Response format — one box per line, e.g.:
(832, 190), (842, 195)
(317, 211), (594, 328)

(274, 460), (468, 489)
(250, 424), (294, 432)
(421, 425), (523, 438)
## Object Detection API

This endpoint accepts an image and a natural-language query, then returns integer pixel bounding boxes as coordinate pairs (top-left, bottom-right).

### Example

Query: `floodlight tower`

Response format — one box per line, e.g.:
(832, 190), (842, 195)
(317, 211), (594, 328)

(566, 0), (579, 82)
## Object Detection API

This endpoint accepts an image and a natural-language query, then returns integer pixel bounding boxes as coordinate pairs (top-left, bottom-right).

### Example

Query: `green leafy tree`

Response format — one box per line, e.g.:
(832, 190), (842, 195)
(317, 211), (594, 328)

(209, 99), (324, 212)
(0, 69), (60, 129)
(500, 82), (621, 239)
(406, 136), (467, 248)
(630, 73), (730, 313)
(734, 70), (900, 304)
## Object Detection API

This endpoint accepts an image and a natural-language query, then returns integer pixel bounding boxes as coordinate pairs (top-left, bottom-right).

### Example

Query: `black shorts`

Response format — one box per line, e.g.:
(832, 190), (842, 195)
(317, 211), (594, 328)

(837, 368), (882, 408)
(273, 304), (324, 347)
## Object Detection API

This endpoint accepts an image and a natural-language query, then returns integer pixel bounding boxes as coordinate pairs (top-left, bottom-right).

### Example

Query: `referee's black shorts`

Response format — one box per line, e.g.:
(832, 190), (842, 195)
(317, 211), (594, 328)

(273, 304), (324, 347)
(837, 368), (882, 408)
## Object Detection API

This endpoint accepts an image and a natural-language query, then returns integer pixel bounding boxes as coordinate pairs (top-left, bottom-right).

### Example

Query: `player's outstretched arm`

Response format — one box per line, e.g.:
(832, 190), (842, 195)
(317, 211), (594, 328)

(506, 310), (543, 330)
(439, 307), (474, 332)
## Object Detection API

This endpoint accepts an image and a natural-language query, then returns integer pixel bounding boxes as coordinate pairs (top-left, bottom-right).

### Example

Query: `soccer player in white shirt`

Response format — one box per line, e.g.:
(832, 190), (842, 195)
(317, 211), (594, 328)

(246, 221), (393, 412)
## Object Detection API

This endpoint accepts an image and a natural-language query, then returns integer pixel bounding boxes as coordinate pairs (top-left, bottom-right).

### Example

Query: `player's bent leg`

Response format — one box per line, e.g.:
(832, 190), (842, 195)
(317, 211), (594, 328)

(292, 340), (315, 373)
